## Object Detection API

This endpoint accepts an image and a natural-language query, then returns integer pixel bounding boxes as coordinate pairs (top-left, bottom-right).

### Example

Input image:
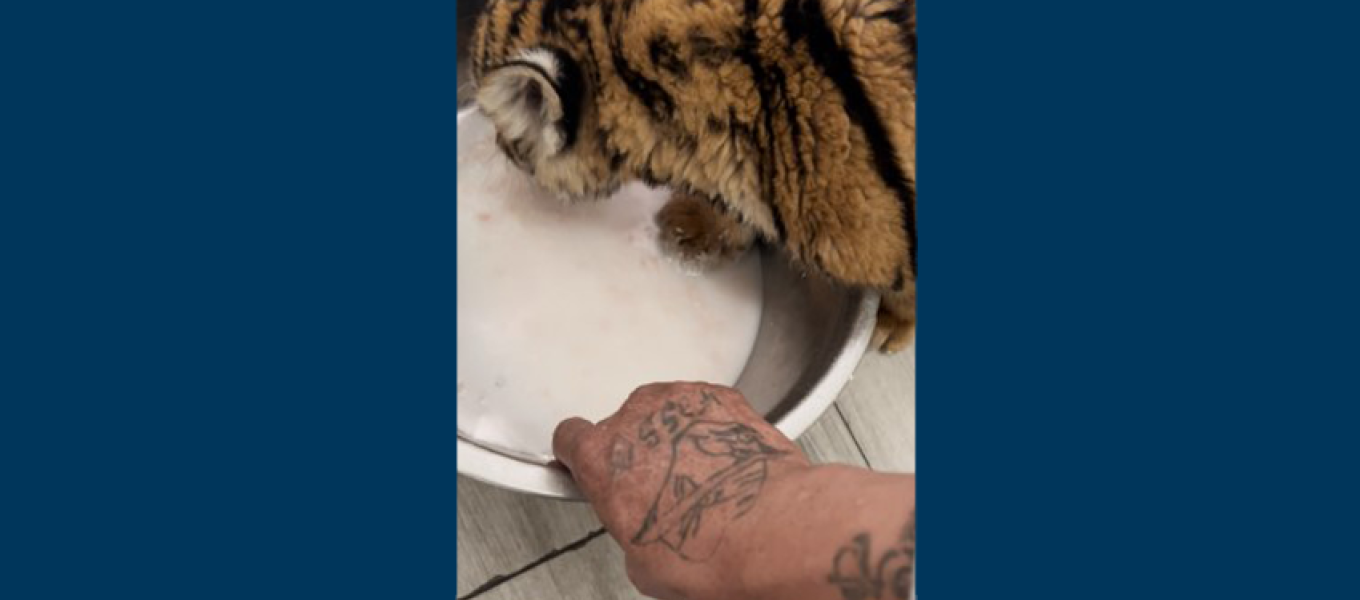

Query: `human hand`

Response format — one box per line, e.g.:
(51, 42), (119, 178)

(552, 382), (811, 600)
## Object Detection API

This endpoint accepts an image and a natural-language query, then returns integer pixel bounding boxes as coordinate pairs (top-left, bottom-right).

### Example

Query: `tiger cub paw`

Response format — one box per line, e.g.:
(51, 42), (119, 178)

(872, 303), (916, 354)
(655, 192), (753, 270)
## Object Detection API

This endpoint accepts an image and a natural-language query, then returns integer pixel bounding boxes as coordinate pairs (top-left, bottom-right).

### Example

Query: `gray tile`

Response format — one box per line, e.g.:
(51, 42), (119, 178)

(835, 347), (916, 472)
(456, 476), (601, 596)
(470, 534), (645, 600)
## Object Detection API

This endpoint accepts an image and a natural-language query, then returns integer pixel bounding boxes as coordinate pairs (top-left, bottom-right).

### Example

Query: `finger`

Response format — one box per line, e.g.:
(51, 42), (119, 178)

(551, 417), (596, 473)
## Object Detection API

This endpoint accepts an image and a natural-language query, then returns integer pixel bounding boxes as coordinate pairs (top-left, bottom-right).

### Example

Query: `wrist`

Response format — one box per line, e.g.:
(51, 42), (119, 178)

(712, 465), (915, 600)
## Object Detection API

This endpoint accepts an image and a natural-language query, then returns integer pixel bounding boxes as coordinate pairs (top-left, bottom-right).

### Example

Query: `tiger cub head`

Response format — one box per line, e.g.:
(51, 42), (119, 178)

(470, 0), (623, 201)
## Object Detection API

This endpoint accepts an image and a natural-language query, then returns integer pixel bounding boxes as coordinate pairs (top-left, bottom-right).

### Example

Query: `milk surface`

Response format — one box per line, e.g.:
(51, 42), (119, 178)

(457, 110), (764, 463)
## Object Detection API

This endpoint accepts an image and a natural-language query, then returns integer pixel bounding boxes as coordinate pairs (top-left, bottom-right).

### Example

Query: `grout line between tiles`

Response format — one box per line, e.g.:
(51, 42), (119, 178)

(458, 528), (608, 600)
(834, 402), (875, 470)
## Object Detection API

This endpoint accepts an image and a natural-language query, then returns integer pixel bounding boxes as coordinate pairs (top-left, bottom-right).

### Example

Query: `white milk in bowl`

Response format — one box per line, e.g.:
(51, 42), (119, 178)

(457, 109), (765, 463)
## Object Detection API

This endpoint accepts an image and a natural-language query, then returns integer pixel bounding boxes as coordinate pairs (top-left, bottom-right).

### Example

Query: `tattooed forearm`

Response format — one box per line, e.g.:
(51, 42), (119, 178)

(828, 509), (916, 599)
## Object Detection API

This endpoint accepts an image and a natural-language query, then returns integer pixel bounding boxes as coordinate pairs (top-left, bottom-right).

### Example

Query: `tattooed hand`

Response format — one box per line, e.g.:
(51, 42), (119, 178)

(554, 382), (810, 597)
(554, 382), (914, 600)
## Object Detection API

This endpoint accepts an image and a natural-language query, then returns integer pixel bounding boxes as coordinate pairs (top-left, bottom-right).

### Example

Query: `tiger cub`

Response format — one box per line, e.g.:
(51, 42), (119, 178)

(470, 0), (916, 352)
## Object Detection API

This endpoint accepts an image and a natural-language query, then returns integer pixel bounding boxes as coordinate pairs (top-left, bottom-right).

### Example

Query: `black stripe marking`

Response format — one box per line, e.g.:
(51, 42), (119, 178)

(540, 0), (572, 34)
(601, 1), (673, 119)
(505, 0), (533, 46)
(688, 31), (732, 67)
(639, 150), (663, 187)
(726, 107), (783, 241)
(782, 0), (808, 42)
(543, 47), (583, 151)
(790, 0), (917, 273)
(608, 149), (627, 173)
(541, 0), (591, 43)
(648, 36), (688, 79)
(676, 130), (698, 156)
(769, 63), (806, 231)
(736, 0), (786, 242)
(611, 49), (674, 118)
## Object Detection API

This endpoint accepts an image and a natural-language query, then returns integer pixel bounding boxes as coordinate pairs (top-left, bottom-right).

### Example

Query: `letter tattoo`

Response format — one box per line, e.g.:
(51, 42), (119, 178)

(828, 510), (916, 599)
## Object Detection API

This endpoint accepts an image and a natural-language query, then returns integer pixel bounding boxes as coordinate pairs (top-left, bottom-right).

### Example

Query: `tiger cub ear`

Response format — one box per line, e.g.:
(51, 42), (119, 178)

(476, 47), (583, 162)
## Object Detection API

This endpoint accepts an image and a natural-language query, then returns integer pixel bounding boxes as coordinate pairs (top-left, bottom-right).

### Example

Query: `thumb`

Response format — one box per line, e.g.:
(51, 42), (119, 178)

(552, 417), (596, 474)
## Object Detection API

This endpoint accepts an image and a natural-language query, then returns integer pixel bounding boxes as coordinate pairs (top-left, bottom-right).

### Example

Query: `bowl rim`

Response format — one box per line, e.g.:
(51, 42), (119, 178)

(456, 290), (880, 501)
(454, 106), (881, 500)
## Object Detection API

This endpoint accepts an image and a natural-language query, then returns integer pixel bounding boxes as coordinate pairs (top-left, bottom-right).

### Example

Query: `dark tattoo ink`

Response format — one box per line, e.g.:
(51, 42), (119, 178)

(608, 435), (634, 479)
(698, 389), (721, 411)
(660, 401), (682, 435)
(828, 510), (916, 599)
(638, 418), (661, 448)
(631, 417), (786, 561)
(638, 389), (721, 449)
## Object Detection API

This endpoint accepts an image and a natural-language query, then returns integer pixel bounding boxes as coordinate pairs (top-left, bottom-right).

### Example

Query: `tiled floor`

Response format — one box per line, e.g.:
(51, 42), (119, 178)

(456, 347), (915, 599)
